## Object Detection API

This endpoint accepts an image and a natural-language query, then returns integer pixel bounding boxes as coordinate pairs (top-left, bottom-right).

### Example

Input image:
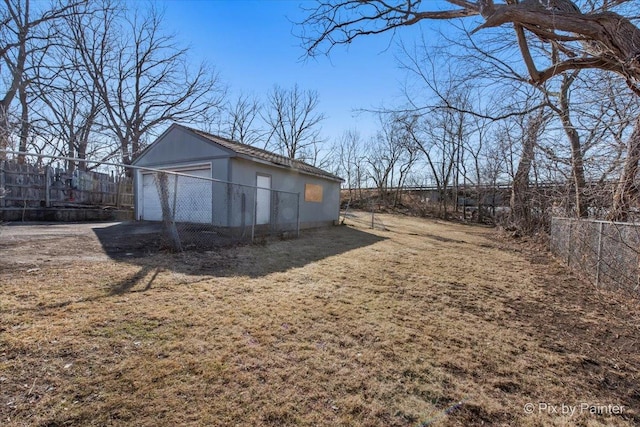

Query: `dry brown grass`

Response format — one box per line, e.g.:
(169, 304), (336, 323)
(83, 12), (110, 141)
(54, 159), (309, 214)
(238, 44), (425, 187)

(1, 212), (639, 426)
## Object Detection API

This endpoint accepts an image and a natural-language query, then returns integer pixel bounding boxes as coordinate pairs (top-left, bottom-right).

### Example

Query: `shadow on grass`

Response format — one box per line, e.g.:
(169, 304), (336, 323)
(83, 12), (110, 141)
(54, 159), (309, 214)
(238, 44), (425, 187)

(4, 265), (164, 315)
(109, 265), (161, 295)
(1, 222), (385, 314)
(92, 221), (387, 279)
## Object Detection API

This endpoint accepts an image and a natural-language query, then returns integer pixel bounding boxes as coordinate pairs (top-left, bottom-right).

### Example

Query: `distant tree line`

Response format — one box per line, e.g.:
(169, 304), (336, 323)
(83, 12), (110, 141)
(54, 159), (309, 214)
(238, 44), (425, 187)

(302, 0), (640, 231)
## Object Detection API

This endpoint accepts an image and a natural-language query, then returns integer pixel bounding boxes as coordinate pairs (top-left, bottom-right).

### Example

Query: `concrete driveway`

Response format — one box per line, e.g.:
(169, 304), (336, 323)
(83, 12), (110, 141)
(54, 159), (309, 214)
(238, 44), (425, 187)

(0, 221), (165, 265)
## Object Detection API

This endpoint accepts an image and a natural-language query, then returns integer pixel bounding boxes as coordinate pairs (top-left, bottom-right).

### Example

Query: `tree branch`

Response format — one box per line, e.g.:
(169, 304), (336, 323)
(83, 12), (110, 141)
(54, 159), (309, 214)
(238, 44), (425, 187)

(514, 23), (541, 83)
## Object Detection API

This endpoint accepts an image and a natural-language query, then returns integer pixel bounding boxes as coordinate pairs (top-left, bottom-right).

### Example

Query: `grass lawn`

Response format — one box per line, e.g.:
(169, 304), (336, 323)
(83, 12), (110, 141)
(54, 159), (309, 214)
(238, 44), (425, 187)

(1, 211), (639, 426)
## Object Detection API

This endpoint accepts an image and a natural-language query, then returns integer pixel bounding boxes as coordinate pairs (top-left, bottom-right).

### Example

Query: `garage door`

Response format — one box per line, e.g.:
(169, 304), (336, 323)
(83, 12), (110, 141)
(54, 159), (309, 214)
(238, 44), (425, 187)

(141, 168), (212, 223)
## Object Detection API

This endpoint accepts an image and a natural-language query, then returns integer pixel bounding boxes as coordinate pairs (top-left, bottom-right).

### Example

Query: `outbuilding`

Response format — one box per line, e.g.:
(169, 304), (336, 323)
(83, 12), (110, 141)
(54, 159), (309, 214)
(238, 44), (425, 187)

(132, 124), (342, 232)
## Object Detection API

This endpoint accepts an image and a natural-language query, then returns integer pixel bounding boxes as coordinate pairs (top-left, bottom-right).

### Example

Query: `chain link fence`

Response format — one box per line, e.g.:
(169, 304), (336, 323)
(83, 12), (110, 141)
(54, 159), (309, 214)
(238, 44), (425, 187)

(339, 202), (387, 231)
(0, 151), (302, 251)
(550, 217), (640, 294)
(146, 170), (300, 250)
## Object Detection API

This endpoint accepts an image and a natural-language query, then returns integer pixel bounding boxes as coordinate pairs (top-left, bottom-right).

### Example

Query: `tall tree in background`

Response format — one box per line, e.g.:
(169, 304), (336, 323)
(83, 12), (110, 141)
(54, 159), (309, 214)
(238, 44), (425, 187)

(35, 61), (106, 172)
(509, 107), (548, 230)
(401, 103), (470, 219)
(264, 84), (325, 164)
(300, 0), (640, 221)
(547, 71), (588, 217)
(335, 129), (366, 200)
(365, 116), (417, 207)
(69, 1), (225, 173)
(224, 93), (264, 146)
(33, 3), (108, 172)
(0, 0), (86, 161)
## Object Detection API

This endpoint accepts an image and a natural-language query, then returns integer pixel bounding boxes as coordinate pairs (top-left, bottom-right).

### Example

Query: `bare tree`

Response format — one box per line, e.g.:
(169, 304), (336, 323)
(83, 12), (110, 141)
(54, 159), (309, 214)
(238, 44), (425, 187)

(393, 140), (419, 208)
(224, 92), (264, 146)
(366, 127), (402, 206)
(35, 67), (107, 171)
(399, 82), (472, 219)
(544, 71), (588, 217)
(300, 0), (640, 220)
(480, 133), (508, 217)
(264, 84), (326, 163)
(31, 13), (111, 172)
(335, 129), (367, 200)
(465, 114), (493, 222)
(0, 0), (86, 160)
(69, 2), (225, 172)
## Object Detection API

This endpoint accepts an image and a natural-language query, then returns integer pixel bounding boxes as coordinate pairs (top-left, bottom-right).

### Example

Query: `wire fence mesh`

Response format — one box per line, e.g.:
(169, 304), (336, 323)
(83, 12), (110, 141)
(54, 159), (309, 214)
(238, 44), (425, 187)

(0, 151), (304, 250)
(550, 217), (640, 294)
(340, 202), (387, 231)
(146, 170), (300, 250)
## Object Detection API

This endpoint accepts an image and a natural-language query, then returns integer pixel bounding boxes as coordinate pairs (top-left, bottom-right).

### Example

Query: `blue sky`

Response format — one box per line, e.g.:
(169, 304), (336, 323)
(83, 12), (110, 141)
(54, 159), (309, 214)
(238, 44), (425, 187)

(160, 0), (415, 144)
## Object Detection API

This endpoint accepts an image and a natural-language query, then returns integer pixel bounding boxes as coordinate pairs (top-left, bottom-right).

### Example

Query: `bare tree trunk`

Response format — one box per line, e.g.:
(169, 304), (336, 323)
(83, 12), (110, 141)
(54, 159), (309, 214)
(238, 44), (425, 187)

(509, 142), (533, 228)
(558, 73), (588, 218)
(0, 106), (9, 160)
(67, 144), (76, 174)
(155, 172), (182, 251)
(17, 83), (29, 164)
(441, 182), (448, 219)
(510, 110), (545, 231)
(609, 117), (640, 222)
(475, 156), (483, 223)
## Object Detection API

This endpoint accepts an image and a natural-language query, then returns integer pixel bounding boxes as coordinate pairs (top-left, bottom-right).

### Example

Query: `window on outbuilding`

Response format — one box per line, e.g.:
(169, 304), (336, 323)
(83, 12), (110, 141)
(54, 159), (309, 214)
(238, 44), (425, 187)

(304, 183), (323, 202)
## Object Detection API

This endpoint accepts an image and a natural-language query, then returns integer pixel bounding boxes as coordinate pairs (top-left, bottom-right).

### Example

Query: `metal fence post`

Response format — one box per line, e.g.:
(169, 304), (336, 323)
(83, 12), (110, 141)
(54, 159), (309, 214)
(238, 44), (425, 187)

(272, 190), (277, 235)
(595, 221), (604, 288)
(371, 200), (375, 229)
(296, 192), (301, 238)
(251, 186), (257, 242)
(172, 174), (179, 217)
(240, 192), (246, 237)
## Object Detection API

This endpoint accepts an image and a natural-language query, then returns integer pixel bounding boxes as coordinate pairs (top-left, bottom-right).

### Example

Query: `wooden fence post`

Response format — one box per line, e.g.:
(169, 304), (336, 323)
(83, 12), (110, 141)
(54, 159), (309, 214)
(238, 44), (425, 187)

(116, 179), (121, 208)
(370, 200), (375, 229)
(44, 165), (51, 207)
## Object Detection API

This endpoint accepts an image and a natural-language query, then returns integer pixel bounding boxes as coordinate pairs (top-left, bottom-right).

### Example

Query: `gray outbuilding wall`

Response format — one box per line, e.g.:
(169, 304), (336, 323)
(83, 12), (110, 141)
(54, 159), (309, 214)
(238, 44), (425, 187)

(230, 158), (340, 228)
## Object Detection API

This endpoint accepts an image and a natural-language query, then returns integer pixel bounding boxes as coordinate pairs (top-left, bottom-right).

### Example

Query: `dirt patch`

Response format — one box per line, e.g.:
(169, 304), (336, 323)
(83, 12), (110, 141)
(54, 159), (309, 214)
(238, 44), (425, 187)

(1, 212), (639, 426)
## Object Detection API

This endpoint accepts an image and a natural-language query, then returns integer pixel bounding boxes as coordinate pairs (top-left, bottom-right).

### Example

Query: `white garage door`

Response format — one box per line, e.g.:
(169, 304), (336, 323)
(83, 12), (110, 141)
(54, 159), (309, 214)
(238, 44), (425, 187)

(141, 168), (212, 223)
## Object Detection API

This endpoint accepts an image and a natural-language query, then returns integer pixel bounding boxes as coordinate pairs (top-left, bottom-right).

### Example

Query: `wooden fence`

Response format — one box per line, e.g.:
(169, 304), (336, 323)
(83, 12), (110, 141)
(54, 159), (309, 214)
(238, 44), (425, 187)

(0, 160), (133, 209)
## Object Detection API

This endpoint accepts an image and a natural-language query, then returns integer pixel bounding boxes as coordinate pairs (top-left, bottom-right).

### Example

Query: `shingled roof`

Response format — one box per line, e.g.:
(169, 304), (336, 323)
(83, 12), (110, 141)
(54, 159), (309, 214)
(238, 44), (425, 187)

(177, 124), (342, 182)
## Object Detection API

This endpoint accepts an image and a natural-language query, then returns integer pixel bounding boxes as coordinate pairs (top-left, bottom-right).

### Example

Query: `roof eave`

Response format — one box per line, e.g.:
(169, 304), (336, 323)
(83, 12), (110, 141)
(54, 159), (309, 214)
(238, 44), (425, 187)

(235, 153), (343, 182)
